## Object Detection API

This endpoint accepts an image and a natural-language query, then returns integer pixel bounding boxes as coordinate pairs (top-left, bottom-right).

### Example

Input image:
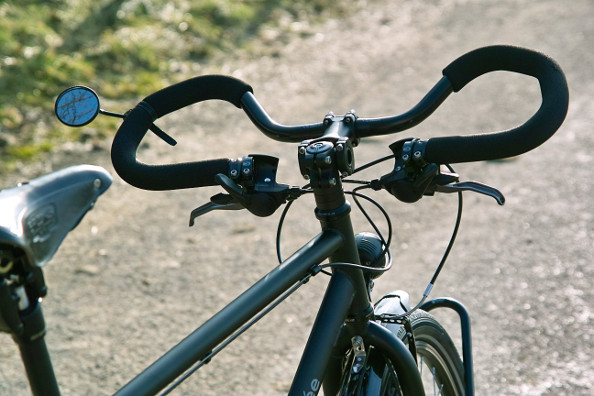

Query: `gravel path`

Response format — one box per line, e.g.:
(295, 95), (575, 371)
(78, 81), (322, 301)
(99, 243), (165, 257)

(1, 1), (592, 395)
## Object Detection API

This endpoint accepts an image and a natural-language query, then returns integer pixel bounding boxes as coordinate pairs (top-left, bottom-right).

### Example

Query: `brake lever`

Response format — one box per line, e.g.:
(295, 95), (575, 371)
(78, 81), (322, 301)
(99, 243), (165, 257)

(189, 193), (243, 226)
(435, 181), (505, 205)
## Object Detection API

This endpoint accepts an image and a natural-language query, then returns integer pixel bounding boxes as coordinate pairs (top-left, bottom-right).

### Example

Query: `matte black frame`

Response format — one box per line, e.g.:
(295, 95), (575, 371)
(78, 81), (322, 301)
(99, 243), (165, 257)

(8, 227), (425, 396)
(112, 228), (424, 396)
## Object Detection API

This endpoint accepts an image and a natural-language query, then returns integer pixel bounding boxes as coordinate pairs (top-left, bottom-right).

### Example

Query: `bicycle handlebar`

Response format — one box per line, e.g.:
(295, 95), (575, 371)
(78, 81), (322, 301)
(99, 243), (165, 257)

(111, 45), (568, 191)
(424, 45), (569, 163)
(111, 76), (252, 190)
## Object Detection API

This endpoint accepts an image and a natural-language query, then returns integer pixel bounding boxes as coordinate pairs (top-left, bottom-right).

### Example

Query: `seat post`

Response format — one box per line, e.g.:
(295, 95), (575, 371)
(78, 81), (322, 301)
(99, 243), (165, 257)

(13, 304), (60, 396)
(12, 301), (61, 396)
(1, 251), (60, 396)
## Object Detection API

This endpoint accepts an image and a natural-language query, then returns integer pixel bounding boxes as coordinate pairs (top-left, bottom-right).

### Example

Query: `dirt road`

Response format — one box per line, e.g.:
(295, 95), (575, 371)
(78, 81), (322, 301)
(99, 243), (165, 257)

(1, 0), (592, 395)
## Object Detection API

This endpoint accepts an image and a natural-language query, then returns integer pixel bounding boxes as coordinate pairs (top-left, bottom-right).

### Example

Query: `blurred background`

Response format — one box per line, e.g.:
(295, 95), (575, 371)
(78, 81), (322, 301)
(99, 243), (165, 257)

(0, 0), (353, 171)
(1, 1), (592, 395)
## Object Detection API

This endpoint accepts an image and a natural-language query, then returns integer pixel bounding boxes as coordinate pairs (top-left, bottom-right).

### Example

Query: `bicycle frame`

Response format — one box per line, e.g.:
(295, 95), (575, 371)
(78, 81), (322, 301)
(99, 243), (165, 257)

(110, 106), (430, 395)
(3, 151), (473, 396)
(114, 210), (423, 395)
(6, 114), (428, 396)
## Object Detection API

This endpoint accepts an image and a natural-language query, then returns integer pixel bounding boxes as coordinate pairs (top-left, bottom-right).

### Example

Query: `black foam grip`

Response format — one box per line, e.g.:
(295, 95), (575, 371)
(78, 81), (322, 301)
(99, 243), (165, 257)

(111, 105), (229, 190)
(424, 45), (569, 163)
(143, 75), (253, 118)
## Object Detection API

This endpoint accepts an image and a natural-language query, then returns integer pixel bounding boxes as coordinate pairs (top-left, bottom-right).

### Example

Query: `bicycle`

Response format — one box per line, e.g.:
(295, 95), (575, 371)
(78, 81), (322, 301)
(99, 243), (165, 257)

(1, 45), (568, 395)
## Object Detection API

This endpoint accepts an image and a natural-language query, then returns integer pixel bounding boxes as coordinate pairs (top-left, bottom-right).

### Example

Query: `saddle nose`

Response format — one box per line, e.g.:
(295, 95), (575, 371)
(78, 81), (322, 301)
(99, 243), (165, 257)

(0, 165), (112, 267)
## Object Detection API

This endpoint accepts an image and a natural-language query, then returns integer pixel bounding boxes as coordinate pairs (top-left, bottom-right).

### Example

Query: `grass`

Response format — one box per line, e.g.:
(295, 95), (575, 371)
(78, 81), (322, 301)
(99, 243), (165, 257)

(0, 0), (356, 171)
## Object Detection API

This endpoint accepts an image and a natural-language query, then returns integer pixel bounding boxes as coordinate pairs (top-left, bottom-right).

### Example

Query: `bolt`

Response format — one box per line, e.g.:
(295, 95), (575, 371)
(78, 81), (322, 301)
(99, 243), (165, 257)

(402, 154), (410, 161)
(264, 177), (271, 183)
(324, 156), (332, 165)
(93, 179), (102, 189)
(344, 116), (351, 124)
(230, 169), (239, 177)
(414, 151), (422, 159)
(298, 147), (306, 155)
(329, 178), (337, 186)
(336, 144), (344, 152)
(395, 166), (402, 172)
(303, 174), (310, 180)
(242, 168), (251, 175)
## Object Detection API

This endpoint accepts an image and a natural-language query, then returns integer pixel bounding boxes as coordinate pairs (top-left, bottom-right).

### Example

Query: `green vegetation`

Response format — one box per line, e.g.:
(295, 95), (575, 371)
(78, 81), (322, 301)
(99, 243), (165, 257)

(0, 0), (353, 170)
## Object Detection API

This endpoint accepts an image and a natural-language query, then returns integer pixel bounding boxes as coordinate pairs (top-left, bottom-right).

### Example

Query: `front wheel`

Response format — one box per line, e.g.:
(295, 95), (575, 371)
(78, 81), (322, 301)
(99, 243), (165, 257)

(339, 310), (465, 396)
(405, 310), (465, 396)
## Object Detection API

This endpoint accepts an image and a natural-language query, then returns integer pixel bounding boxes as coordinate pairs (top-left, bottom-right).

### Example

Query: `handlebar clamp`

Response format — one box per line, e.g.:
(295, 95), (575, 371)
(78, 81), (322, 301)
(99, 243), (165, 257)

(298, 137), (355, 187)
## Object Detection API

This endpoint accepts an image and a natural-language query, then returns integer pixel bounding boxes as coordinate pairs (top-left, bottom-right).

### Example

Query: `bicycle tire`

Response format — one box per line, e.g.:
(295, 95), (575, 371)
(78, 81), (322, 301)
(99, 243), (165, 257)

(404, 310), (465, 396)
(339, 310), (465, 396)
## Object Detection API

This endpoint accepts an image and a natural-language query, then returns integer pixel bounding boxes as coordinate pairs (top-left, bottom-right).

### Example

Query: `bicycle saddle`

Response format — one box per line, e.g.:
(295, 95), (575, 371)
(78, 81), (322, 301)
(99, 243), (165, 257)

(0, 165), (112, 267)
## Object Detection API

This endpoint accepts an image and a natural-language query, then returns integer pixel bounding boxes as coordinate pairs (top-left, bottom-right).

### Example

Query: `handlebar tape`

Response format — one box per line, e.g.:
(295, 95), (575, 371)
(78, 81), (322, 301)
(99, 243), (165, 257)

(424, 45), (569, 163)
(143, 75), (253, 118)
(111, 75), (252, 190)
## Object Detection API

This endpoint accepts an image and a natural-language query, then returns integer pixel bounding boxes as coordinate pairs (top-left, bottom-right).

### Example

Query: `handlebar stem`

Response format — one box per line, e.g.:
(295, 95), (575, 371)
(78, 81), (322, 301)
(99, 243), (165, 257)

(298, 114), (357, 184)
(295, 117), (372, 316)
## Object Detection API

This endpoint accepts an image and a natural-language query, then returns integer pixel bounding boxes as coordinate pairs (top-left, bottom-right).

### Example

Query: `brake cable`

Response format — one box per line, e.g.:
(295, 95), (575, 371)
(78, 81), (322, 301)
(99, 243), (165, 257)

(276, 156), (464, 321)
(376, 164), (464, 320)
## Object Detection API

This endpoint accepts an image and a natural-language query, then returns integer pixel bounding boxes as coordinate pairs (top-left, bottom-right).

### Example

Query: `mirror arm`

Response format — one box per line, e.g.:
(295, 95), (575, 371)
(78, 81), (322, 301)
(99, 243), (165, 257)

(55, 86), (176, 146)
(99, 109), (125, 118)
(107, 109), (176, 146)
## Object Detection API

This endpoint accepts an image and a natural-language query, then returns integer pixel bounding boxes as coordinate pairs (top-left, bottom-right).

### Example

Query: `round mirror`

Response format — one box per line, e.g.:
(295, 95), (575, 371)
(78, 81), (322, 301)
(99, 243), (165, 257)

(55, 86), (100, 127)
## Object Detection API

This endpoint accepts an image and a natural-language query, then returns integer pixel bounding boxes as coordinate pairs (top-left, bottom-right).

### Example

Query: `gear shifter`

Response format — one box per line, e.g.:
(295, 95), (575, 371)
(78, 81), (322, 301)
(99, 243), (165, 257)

(189, 155), (304, 225)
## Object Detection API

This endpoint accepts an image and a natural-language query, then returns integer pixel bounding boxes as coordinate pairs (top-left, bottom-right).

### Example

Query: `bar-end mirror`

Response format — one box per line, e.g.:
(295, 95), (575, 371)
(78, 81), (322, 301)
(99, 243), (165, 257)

(55, 86), (101, 127)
